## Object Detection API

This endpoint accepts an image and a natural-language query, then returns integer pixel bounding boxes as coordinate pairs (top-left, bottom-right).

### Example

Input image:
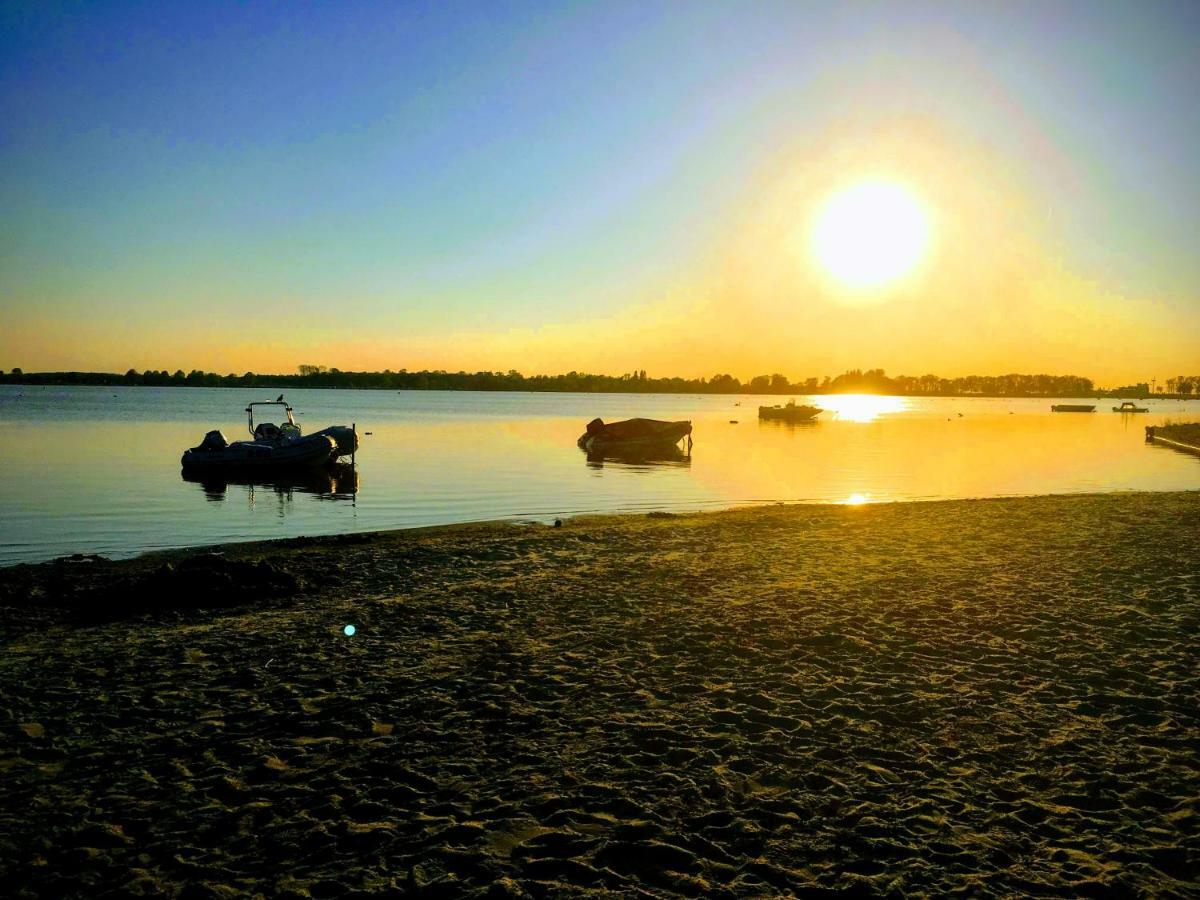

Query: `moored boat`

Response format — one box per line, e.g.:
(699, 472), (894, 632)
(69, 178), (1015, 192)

(1050, 404), (1096, 412)
(758, 401), (822, 422)
(181, 431), (336, 472)
(577, 417), (692, 453)
(1112, 401), (1149, 413)
(181, 398), (358, 472)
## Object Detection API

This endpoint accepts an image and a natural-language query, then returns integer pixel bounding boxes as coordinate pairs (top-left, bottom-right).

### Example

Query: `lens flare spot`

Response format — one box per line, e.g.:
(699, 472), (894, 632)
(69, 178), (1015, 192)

(343, 624), (356, 636)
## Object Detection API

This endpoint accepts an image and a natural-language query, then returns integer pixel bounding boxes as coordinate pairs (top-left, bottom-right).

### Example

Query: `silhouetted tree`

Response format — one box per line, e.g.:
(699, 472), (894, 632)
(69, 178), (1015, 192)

(0, 366), (1107, 396)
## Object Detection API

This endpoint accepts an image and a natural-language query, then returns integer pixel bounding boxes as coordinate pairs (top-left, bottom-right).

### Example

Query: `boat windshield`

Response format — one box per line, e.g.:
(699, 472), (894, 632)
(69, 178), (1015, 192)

(246, 400), (297, 436)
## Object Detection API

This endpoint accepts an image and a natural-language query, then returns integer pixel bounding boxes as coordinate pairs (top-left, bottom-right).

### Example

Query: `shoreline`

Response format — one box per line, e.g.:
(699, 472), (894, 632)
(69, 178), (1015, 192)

(5, 380), (1199, 402)
(1148, 423), (1200, 457)
(3, 487), (1197, 574)
(2, 491), (1198, 896)
(1150, 435), (1200, 456)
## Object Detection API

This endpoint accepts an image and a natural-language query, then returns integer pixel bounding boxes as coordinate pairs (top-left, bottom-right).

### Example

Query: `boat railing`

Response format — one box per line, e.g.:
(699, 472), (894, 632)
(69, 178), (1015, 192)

(246, 399), (297, 437)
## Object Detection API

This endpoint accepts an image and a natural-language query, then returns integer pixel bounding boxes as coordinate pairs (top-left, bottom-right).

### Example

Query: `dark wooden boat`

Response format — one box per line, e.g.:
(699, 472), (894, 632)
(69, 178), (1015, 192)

(1050, 404), (1096, 413)
(758, 402), (822, 422)
(577, 417), (692, 452)
(1112, 402), (1149, 413)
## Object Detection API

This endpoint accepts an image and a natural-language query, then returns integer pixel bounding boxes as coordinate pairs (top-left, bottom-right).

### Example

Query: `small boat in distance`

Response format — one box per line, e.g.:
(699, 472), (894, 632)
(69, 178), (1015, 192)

(759, 401), (822, 422)
(1112, 401), (1149, 413)
(1050, 404), (1096, 413)
(577, 417), (692, 453)
(181, 398), (359, 472)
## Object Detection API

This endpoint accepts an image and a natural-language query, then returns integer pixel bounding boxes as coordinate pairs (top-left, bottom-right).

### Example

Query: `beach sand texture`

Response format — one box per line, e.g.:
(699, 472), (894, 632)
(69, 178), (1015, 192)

(1, 492), (1197, 897)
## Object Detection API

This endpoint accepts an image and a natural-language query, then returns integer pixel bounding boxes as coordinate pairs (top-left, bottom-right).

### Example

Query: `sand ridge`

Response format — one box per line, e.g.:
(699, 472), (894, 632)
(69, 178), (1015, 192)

(1, 492), (1198, 897)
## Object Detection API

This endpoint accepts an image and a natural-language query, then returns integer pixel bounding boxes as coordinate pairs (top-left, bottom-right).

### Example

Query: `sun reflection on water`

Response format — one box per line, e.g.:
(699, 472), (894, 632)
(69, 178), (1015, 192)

(844, 492), (870, 505)
(820, 393), (909, 423)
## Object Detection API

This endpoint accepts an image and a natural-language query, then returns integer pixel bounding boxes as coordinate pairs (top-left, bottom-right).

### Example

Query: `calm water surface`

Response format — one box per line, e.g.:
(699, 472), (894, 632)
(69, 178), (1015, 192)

(0, 386), (1196, 565)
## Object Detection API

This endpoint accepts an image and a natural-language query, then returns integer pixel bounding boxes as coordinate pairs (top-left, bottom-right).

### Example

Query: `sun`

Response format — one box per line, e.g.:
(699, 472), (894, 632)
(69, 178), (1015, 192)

(811, 180), (929, 290)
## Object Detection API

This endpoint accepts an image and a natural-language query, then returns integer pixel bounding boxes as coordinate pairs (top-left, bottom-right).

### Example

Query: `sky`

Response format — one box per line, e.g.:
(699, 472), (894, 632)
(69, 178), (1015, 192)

(2, 0), (1197, 385)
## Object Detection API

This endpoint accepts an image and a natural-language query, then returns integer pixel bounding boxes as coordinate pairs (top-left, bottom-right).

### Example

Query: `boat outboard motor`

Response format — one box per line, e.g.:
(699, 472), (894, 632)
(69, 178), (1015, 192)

(310, 424), (359, 457)
(199, 430), (228, 451)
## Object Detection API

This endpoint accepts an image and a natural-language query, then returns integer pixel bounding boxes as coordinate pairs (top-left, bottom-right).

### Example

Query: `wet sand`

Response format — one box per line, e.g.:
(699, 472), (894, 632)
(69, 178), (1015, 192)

(1, 492), (1197, 897)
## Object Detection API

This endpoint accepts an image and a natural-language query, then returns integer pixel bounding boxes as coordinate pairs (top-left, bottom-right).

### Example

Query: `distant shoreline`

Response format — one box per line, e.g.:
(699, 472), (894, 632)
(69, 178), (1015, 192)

(1, 375), (1194, 401)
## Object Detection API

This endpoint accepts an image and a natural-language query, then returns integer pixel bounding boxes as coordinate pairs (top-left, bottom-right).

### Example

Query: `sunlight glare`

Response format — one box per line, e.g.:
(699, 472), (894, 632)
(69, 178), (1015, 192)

(820, 393), (908, 423)
(811, 180), (929, 290)
(844, 493), (870, 506)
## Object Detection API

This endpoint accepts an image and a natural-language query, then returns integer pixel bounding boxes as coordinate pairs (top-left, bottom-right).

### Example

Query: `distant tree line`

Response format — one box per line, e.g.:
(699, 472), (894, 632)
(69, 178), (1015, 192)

(823, 368), (1098, 397)
(0, 364), (1126, 396)
(1165, 376), (1198, 397)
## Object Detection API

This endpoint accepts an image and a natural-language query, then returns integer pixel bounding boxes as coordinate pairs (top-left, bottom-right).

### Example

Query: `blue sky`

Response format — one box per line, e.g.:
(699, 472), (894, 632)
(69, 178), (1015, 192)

(2, 1), (1197, 379)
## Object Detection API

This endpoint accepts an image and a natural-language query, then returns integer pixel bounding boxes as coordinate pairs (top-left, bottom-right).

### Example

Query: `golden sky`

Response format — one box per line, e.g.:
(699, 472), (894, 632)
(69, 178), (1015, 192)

(3, 4), (1197, 385)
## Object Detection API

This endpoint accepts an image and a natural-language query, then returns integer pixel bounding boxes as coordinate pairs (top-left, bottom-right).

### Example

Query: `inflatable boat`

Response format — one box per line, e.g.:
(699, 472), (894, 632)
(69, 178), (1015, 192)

(181, 399), (358, 472)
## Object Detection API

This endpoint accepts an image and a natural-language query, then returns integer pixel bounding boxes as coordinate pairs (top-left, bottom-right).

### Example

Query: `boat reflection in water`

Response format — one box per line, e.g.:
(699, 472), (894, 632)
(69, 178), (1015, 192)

(183, 462), (360, 503)
(583, 444), (692, 470)
(757, 416), (820, 431)
(575, 415), (694, 470)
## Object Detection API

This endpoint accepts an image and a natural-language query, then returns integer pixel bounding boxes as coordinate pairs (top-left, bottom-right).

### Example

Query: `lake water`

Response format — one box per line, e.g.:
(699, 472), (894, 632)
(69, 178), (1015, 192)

(0, 386), (1196, 566)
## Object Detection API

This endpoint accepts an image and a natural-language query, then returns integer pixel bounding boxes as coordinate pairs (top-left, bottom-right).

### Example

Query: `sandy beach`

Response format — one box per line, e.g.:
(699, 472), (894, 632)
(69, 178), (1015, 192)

(1, 492), (1197, 897)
